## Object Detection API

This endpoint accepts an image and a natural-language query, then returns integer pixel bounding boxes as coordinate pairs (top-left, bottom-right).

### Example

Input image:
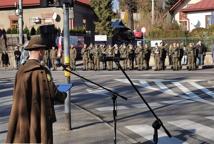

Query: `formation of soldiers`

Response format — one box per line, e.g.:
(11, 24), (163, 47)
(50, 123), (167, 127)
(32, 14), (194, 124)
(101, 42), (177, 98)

(81, 43), (152, 71)
(80, 41), (207, 71)
(47, 40), (207, 71)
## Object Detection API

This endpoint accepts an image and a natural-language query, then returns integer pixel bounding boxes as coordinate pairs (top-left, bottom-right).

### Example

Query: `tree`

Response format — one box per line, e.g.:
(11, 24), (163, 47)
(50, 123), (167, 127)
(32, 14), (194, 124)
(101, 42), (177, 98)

(126, 0), (137, 30)
(90, 0), (114, 36)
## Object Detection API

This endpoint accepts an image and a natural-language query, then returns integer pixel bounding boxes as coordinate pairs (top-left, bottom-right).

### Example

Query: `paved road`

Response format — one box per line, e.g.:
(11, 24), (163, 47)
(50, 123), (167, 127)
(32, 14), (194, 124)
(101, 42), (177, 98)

(0, 69), (214, 144)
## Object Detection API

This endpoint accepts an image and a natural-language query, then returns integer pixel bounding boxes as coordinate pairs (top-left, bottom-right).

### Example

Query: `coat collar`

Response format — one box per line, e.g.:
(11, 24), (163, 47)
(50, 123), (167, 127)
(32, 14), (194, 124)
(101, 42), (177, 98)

(21, 59), (44, 73)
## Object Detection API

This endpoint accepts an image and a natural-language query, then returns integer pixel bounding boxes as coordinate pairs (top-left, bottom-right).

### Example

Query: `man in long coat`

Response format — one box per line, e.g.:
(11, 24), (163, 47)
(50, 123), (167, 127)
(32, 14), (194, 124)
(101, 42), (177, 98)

(5, 35), (66, 144)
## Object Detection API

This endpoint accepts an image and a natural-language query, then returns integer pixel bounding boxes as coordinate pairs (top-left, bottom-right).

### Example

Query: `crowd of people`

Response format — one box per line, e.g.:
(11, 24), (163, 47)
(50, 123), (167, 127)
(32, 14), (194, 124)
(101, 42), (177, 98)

(61, 40), (208, 71)
(1, 39), (214, 71)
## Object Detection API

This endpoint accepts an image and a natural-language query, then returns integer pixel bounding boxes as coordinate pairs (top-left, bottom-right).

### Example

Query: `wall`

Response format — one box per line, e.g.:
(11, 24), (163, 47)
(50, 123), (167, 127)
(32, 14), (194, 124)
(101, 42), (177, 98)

(0, 7), (63, 30)
(0, 5), (95, 34)
(173, 0), (202, 28)
(187, 11), (211, 31)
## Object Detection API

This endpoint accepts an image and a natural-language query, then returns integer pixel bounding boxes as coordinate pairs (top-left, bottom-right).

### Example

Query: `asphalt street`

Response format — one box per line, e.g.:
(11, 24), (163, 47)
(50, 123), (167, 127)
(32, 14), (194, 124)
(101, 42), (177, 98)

(0, 68), (214, 144)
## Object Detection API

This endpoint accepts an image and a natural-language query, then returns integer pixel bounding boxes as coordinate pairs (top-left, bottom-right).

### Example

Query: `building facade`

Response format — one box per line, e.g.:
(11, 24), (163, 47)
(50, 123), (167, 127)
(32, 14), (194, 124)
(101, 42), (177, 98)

(169, 0), (214, 31)
(0, 0), (96, 34)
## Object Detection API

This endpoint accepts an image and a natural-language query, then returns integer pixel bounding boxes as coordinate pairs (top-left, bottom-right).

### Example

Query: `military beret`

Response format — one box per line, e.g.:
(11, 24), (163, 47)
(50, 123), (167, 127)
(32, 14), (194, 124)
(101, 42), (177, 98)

(25, 35), (47, 50)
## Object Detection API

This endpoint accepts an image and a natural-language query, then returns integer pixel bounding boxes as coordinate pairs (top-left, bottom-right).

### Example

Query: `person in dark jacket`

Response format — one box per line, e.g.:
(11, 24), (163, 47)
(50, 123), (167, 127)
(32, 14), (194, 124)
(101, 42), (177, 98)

(1, 50), (9, 67)
(6, 35), (66, 144)
(14, 46), (21, 69)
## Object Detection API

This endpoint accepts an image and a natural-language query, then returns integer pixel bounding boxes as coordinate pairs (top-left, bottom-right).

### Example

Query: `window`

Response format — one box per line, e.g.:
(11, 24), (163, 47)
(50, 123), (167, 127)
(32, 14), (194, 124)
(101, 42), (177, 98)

(9, 15), (18, 29)
(205, 14), (214, 28)
(11, 20), (18, 29)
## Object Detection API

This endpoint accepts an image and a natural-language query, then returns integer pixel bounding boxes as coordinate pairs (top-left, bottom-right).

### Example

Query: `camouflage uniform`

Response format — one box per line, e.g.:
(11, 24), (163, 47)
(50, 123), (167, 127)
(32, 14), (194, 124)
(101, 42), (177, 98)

(187, 43), (196, 70)
(153, 44), (161, 71)
(106, 45), (114, 70)
(120, 44), (128, 70)
(128, 44), (135, 70)
(168, 44), (173, 68)
(101, 45), (107, 70)
(143, 44), (151, 70)
(50, 47), (57, 70)
(70, 45), (77, 70)
(114, 44), (120, 69)
(93, 45), (101, 70)
(81, 44), (89, 70)
(88, 44), (94, 70)
(160, 42), (167, 70)
(135, 45), (143, 70)
(172, 43), (180, 71)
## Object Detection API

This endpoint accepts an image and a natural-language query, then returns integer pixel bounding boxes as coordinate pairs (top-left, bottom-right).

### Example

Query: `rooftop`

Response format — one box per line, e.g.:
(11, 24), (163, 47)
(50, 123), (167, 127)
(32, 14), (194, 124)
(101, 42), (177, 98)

(181, 0), (214, 12)
(0, 0), (90, 9)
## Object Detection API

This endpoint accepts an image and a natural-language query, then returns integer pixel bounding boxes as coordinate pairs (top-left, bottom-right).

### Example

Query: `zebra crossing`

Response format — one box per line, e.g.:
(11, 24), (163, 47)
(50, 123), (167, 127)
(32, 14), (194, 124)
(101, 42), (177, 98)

(126, 116), (214, 144)
(91, 78), (214, 112)
(1, 77), (214, 143)
(115, 79), (214, 105)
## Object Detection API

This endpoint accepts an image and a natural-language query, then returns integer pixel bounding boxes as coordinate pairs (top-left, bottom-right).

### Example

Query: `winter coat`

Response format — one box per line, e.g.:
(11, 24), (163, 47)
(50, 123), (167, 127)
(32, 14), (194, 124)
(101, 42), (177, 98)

(6, 59), (66, 144)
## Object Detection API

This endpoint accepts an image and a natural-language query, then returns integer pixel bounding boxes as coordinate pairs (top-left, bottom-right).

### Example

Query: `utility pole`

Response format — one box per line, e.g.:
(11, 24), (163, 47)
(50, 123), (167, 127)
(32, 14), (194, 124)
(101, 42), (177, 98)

(18, 0), (23, 45)
(63, 2), (71, 130)
(151, 0), (155, 25)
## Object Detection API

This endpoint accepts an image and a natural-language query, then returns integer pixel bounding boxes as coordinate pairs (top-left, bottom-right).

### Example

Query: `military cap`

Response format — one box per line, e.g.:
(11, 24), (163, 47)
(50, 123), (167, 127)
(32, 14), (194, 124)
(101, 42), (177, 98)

(25, 35), (47, 50)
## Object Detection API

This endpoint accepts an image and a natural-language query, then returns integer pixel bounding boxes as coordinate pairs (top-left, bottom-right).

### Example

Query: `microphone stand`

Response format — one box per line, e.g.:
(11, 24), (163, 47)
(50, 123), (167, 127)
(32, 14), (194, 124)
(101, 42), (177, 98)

(114, 61), (172, 143)
(60, 64), (127, 144)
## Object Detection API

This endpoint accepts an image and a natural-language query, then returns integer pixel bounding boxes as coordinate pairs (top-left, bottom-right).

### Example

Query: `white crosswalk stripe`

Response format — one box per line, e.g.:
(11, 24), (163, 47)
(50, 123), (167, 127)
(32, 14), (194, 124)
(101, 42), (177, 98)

(189, 81), (214, 98)
(161, 99), (194, 104)
(173, 82), (214, 105)
(132, 102), (163, 108)
(116, 79), (214, 105)
(126, 124), (189, 144)
(168, 119), (214, 141)
(96, 106), (129, 111)
(0, 82), (13, 87)
(206, 116), (214, 121)
(0, 87), (13, 93)
(95, 100), (194, 112)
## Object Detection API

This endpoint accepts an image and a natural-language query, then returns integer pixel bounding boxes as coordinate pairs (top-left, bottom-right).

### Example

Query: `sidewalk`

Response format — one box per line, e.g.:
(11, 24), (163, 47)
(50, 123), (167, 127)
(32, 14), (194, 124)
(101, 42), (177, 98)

(53, 103), (135, 144)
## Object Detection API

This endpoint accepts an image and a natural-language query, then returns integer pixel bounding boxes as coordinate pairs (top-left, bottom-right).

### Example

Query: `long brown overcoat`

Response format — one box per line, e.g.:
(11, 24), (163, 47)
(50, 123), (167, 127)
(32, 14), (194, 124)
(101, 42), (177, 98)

(6, 59), (65, 144)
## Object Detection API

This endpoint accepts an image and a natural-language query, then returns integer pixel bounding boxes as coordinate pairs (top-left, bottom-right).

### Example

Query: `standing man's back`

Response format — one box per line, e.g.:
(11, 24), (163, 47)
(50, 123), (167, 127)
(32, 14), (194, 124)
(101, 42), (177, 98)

(6, 35), (66, 144)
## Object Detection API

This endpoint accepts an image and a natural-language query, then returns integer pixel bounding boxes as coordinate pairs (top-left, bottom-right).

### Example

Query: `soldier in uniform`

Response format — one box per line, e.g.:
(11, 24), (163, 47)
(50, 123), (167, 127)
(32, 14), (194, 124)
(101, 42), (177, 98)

(114, 44), (120, 69)
(120, 44), (128, 70)
(153, 43), (161, 71)
(106, 45), (114, 70)
(88, 44), (94, 70)
(187, 43), (197, 70)
(160, 42), (167, 70)
(70, 44), (77, 70)
(168, 44), (173, 69)
(178, 43), (184, 70)
(50, 46), (58, 71)
(81, 44), (89, 70)
(93, 44), (101, 70)
(128, 44), (135, 70)
(101, 44), (107, 70)
(172, 43), (180, 71)
(143, 43), (151, 70)
(135, 44), (143, 70)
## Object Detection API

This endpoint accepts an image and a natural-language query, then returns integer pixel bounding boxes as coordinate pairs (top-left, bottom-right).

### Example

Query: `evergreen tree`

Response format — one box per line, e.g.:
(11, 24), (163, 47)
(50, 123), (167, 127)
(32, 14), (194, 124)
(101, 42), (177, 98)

(90, 0), (113, 36)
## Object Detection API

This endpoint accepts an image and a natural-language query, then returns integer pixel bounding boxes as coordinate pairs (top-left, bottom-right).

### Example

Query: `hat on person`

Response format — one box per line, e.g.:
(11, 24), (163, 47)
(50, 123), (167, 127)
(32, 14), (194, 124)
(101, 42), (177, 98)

(25, 35), (47, 50)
